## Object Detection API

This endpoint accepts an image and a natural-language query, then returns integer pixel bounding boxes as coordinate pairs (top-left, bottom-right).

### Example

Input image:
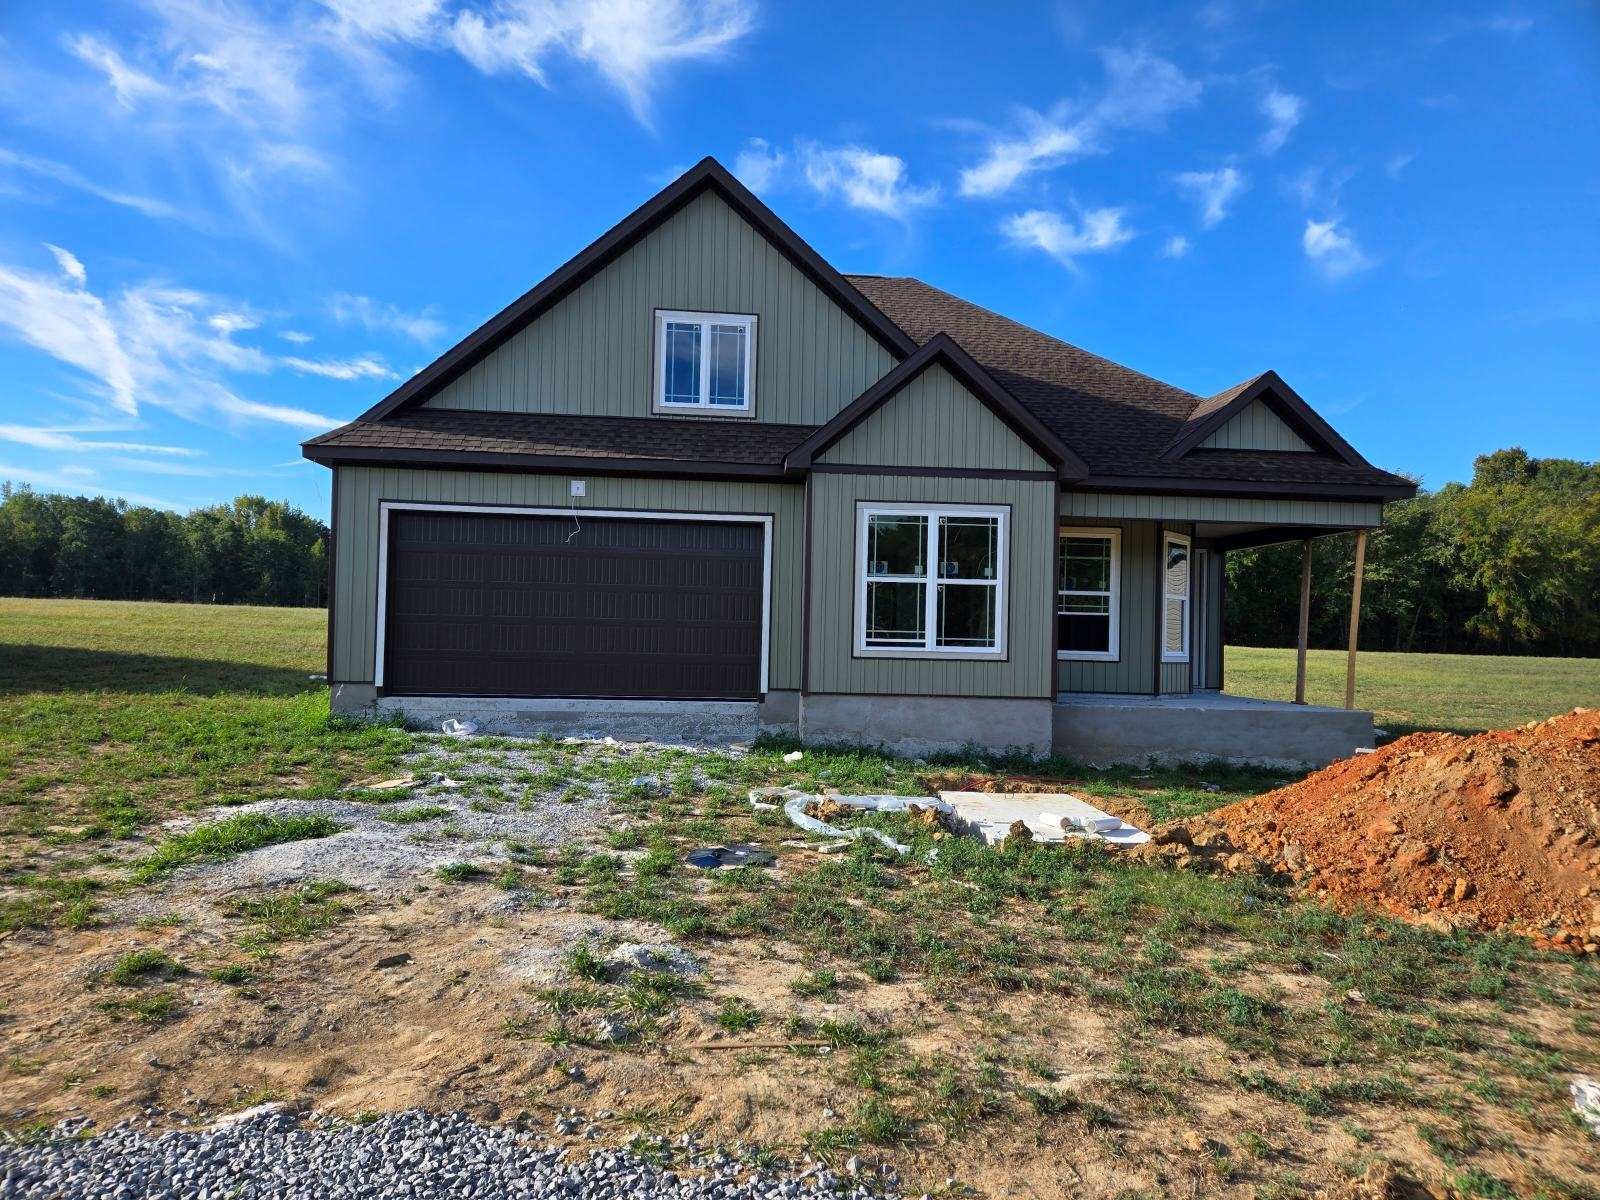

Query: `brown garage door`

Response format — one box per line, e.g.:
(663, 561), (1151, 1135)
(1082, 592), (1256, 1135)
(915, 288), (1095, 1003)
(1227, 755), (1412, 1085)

(383, 510), (764, 699)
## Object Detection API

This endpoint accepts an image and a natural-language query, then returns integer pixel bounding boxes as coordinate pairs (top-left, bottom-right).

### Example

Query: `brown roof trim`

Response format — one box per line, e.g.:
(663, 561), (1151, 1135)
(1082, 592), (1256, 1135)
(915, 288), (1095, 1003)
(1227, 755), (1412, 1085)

(1070, 474), (1417, 501)
(784, 333), (1089, 478)
(301, 443), (795, 481)
(1159, 370), (1368, 467)
(810, 464), (1058, 481)
(351, 157), (918, 424)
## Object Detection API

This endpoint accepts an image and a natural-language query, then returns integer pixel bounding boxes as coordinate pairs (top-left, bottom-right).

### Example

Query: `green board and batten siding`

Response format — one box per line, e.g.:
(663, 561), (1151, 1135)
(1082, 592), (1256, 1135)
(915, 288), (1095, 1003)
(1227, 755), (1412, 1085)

(817, 364), (1049, 472)
(806, 473), (1056, 699)
(330, 466), (805, 689)
(1199, 399), (1314, 452)
(421, 190), (896, 425)
(1053, 518), (1196, 696)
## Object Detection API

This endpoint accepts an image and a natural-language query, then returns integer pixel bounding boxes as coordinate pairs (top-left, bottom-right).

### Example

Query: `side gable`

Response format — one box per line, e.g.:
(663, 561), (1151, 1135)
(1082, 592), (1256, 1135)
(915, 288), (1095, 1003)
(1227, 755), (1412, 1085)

(1160, 370), (1368, 467)
(1199, 398), (1313, 452)
(787, 334), (1088, 478)
(816, 362), (1049, 472)
(361, 157), (916, 426)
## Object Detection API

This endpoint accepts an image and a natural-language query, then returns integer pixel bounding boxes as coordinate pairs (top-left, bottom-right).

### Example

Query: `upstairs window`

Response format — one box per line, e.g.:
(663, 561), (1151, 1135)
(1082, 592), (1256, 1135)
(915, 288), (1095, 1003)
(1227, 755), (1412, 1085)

(856, 504), (1008, 658)
(1058, 527), (1120, 661)
(1162, 532), (1191, 662)
(654, 310), (756, 414)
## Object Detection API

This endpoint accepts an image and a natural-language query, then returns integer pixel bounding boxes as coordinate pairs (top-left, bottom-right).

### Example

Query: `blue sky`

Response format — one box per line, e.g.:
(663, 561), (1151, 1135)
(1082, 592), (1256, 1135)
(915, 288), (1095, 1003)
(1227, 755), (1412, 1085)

(0, 1), (1595, 517)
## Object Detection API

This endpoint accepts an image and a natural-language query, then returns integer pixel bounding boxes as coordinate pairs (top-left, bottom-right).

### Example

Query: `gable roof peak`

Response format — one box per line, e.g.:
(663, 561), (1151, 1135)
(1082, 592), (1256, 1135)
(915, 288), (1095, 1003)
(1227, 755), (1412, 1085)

(785, 332), (1088, 477)
(1161, 368), (1368, 467)
(342, 154), (916, 426)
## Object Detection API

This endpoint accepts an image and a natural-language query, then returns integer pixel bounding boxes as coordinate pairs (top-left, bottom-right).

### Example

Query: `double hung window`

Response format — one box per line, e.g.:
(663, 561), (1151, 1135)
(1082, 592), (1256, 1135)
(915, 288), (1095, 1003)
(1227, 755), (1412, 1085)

(857, 505), (1007, 657)
(1057, 528), (1120, 660)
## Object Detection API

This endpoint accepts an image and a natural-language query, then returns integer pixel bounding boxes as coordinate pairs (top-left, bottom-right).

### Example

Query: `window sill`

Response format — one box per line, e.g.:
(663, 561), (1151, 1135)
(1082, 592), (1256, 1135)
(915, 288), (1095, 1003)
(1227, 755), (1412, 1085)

(1161, 654), (1190, 664)
(651, 402), (754, 419)
(857, 646), (1007, 662)
(1058, 651), (1120, 663)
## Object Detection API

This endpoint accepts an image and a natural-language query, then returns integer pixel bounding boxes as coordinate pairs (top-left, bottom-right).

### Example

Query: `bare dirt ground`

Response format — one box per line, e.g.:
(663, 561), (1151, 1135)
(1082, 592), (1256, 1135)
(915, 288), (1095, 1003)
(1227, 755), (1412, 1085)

(3, 735), (1598, 1199)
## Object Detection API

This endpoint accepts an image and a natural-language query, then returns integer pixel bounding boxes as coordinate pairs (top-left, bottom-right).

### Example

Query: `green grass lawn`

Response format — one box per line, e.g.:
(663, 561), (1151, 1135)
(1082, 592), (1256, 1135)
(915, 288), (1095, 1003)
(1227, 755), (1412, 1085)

(1226, 644), (1600, 735)
(0, 598), (406, 901)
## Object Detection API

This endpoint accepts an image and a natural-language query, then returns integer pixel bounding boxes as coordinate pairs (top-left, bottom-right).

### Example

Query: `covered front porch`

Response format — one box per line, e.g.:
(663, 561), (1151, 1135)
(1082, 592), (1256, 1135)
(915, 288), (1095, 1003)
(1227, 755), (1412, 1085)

(1056, 491), (1384, 769)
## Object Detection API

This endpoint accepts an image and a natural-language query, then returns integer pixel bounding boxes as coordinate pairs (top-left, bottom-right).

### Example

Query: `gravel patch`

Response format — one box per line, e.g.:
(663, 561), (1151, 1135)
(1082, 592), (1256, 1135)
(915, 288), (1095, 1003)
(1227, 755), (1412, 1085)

(0, 1106), (903, 1199)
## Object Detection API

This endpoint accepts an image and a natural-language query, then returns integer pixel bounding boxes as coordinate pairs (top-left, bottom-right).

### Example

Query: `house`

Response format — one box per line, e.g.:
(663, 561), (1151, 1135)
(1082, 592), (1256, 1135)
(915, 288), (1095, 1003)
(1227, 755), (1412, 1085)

(303, 157), (1414, 767)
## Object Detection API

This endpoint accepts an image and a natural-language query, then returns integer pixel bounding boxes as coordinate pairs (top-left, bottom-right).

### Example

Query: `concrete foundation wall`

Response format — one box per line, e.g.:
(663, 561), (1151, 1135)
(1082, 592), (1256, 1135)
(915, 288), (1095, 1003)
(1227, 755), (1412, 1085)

(801, 693), (1053, 759)
(1053, 700), (1373, 770)
(367, 692), (799, 746)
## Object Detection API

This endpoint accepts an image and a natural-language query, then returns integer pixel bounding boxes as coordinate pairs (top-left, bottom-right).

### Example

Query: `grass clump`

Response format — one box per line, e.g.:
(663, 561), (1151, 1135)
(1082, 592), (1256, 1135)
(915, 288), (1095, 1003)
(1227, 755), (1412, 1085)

(715, 997), (762, 1033)
(106, 949), (181, 985)
(435, 862), (488, 883)
(132, 813), (342, 883)
(225, 881), (352, 954)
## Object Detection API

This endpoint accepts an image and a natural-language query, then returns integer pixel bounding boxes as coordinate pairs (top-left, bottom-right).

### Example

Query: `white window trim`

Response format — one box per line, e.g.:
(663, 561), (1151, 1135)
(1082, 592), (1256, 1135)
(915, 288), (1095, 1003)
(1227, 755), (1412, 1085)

(1057, 526), (1121, 662)
(853, 503), (1008, 661)
(1162, 530), (1192, 664)
(652, 309), (757, 416)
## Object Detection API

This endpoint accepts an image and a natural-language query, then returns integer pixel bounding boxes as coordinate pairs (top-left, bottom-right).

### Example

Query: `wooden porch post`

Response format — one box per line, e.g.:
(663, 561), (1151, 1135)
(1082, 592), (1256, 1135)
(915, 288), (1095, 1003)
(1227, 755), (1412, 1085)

(1294, 538), (1312, 704)
(1344, 529), (1368, 709)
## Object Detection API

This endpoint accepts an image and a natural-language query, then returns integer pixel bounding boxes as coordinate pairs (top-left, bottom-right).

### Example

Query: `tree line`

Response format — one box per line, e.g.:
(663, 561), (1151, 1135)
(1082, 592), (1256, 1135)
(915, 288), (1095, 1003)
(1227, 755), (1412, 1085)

(0, 485), (328, 608)
(1226, 449), (1600, 658)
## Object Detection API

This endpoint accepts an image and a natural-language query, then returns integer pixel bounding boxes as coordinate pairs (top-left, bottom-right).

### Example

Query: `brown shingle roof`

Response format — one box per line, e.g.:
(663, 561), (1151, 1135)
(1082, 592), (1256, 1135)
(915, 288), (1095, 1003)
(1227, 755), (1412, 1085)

(305, 409), (815, 468)
(846, 275), (1412, 492)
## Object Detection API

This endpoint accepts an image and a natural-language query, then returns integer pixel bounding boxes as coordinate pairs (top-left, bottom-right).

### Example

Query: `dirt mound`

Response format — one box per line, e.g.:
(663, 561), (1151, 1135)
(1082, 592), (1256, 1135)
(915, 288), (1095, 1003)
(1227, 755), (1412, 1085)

(1176, 709), (1600, 951)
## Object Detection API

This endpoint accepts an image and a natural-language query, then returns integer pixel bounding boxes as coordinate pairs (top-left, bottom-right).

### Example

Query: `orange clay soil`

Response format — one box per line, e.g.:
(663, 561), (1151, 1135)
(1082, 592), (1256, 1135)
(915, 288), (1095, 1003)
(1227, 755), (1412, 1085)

(1184, 708), (1600, 950)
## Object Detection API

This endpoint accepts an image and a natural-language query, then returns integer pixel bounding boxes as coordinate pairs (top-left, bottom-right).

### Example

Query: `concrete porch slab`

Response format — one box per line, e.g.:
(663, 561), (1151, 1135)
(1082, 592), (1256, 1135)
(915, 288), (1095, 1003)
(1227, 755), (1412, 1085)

(1052, 691), (1373, 770)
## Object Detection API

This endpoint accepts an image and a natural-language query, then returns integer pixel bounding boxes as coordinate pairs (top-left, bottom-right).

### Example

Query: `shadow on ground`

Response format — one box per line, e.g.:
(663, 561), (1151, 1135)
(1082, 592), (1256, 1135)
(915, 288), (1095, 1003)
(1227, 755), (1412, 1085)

(0, 644), (322, 697)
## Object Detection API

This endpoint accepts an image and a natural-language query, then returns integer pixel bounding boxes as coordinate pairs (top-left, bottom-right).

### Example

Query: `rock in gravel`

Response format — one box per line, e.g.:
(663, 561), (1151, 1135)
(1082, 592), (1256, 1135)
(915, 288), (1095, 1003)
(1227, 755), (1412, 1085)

(0, 1107), (899, 1199)
(605, 942), (701, 976)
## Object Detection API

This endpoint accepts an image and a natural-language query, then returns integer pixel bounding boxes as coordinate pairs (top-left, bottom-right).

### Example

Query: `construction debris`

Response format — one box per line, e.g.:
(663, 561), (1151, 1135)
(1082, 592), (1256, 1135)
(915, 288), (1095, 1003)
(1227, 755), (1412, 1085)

(684, 845), (776, 870)
(441, 718), (478, 738)
(1157, 708), (1600, 949)
(1572, 1077), (1600, 1138)
(937, 792), (1149, 847)
(752, 786), (1148, 854)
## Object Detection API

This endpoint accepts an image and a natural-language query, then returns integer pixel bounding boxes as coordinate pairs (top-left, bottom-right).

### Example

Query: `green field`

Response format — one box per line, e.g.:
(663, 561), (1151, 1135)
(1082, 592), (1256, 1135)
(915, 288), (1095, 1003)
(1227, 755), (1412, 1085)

(1226, 644), (1600, 735)
(0, 598), (406, 869)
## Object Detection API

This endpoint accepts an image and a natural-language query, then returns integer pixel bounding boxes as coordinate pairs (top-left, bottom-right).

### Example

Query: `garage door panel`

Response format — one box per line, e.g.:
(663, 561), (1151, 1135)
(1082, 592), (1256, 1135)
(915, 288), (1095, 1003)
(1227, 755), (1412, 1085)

(384, 511), (764, 699)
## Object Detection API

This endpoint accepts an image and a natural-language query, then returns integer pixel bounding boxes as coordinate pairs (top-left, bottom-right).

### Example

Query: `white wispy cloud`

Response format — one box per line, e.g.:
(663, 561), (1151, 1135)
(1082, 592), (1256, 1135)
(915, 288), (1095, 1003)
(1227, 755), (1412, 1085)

(279, 329), (314, 344)
(798, 143), (939, 221)
(1258, 87), (1304, 154)
(1302, 219), (1375, 280)
(0, 425), (200, 456)
(1161, 234), (1191, 259)
(0, 148), (186, 223)
(1002, 207), (1134, 269)
(281, 354), (397, 381)
(731, 137), (785, 193)
(449, 0), (753, 124)
(1385, 151), (1416, 180)
(328, 293), (446, 345)
(959, 48), (1202, 199)
(0, 244), (354, 433)
(1175, 166), (1247, 227)
(65, 33), (169, 108)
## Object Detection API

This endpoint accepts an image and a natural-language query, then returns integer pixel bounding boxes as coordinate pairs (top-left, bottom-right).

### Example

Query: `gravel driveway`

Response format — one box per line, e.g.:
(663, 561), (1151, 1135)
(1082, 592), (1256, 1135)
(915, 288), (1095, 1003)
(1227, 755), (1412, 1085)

(0, 1107), (902, 1199)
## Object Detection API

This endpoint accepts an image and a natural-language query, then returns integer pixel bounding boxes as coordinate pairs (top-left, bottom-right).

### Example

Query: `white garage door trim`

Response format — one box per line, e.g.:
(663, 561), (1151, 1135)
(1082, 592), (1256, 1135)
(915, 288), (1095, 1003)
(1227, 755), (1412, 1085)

(373, 501), (773, 695)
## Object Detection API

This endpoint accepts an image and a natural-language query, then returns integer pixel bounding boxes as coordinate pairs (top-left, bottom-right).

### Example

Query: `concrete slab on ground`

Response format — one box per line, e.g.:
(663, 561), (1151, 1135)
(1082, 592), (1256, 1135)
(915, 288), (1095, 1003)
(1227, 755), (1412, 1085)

(939, 792), (1150, 847)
